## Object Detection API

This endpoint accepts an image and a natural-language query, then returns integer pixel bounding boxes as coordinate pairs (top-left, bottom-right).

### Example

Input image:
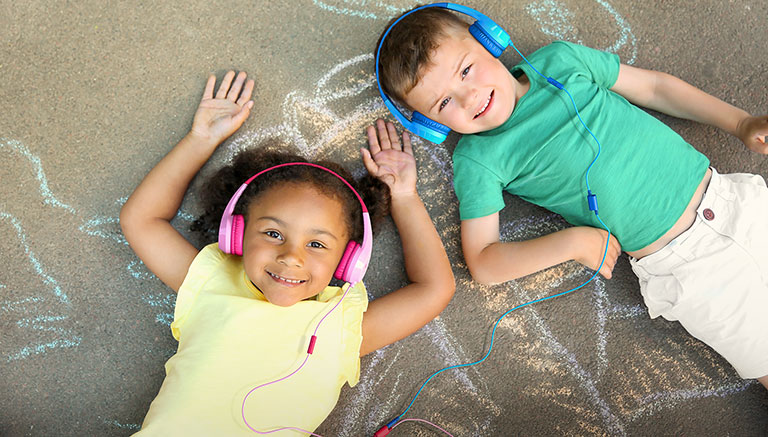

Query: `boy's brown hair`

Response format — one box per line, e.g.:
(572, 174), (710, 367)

(376, 6), (469, 108)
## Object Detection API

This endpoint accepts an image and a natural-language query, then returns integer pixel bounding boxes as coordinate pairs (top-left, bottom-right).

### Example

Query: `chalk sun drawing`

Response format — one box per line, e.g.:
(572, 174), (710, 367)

(526, 0), (638, 64)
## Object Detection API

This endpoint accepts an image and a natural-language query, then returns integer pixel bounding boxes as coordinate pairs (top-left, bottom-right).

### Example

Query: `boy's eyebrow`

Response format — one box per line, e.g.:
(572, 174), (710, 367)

(255, 216), (339, 241)
(429, 52), (469, 112)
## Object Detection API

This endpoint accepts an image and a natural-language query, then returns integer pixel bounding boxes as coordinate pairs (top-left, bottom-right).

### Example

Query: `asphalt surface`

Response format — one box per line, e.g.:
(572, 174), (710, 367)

(2, 0), (767, 435)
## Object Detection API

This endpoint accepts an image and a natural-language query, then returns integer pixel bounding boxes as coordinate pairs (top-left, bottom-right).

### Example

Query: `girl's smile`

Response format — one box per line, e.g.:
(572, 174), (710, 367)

(241, 182), (349, 306)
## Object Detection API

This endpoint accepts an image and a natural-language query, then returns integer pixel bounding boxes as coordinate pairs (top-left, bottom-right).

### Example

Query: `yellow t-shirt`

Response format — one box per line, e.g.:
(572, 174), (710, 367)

(135, 244), (368, 436)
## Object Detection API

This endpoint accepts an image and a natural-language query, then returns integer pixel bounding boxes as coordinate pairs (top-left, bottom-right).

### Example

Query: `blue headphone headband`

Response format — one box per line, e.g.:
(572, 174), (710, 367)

(375, 2), (511, 144)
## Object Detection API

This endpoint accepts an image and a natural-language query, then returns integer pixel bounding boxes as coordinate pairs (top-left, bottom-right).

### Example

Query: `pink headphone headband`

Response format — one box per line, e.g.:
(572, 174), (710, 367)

(217, 161), (372, 284)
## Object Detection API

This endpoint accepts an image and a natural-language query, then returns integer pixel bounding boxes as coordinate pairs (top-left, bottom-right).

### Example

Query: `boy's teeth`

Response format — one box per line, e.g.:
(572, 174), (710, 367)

(475, 95), (491, 117)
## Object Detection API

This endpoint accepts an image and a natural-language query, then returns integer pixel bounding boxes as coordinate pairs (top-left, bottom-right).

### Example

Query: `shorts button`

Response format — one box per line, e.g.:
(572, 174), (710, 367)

(703, 208), (715, 221)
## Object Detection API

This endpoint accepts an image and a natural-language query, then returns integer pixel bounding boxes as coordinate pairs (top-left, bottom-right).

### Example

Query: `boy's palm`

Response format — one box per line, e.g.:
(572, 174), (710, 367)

(362, 119), (417, 197)
(190, 71), (254, 145)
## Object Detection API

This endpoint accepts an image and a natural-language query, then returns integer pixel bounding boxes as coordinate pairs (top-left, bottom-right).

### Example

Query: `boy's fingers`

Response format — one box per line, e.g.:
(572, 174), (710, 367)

(237, 79), (255, 106)
(216, 71), (235, 99)
(402, 131), (413, 156)
(366, 126), (381, 155)
(386, 122), (401, 150)
(202, 75), (216, 101)
(377, 119), (391, 150)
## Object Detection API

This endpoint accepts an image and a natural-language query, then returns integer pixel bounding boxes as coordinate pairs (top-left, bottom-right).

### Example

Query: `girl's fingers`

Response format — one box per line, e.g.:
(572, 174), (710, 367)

(202, 75), (216, 101)
(366, 125), (382, 155)
(227, 72), (247, 102)
(216, 71), (236, 99)
(386, 122), (401, 150)
(377, 119), (391, 150)
(360, 148), (379, 176)
(237, 79), (255, 106)
(402, 131), (413, 156)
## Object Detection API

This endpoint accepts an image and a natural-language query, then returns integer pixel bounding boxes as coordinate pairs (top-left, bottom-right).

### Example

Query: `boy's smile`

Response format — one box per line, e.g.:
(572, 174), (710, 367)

(403, 32), (529, 134)
(241, 182), (349, 307)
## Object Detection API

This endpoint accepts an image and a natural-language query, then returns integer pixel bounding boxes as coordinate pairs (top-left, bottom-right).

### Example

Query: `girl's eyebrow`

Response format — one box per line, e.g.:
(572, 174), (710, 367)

(256, 216), (339, 241)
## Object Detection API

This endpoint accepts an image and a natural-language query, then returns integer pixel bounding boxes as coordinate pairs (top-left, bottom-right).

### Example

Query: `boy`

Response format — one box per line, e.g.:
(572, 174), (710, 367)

(376, 6), (768, 388)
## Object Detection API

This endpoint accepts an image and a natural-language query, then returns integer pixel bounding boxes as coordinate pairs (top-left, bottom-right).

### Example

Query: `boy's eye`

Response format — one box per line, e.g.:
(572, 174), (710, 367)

(461, 65), (471, 78)
(308, 241), (326, 249)
(265, 230), (282, 240)
(439, 97), (451, 111)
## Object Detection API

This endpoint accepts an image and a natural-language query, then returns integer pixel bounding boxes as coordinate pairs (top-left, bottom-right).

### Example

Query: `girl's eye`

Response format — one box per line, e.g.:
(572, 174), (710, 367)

(308, 241), (326, 249)
(439, 97), (451, 111)
(461, 65), (471, 78)
(265, 230), (282, 240)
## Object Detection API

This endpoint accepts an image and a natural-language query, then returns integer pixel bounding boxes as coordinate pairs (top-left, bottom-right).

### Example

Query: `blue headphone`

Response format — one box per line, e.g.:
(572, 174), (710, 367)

(374, 2), (511, 144)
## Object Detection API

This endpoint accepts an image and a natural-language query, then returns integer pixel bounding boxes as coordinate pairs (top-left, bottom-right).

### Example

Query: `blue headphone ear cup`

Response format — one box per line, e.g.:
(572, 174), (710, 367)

(411, 111), (451, 136)
(469, 22), (505, 57)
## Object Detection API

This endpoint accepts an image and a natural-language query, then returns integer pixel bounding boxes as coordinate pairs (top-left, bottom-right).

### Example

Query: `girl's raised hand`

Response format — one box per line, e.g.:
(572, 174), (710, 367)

(361, 119), (417, 197)
(190, 71), (255, 145)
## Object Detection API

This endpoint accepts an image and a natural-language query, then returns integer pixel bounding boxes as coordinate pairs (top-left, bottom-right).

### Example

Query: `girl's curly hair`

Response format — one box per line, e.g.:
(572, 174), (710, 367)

(190, 146), (390, 246)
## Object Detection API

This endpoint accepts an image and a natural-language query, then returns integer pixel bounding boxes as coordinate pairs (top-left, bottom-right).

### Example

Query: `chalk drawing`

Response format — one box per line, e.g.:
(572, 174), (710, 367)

(1, 212), (82, 362)
(102, 419), (141, 431)
(526, 0), (638, 64)
(312, 0), (408, 20)
(310, 0), (638, 64)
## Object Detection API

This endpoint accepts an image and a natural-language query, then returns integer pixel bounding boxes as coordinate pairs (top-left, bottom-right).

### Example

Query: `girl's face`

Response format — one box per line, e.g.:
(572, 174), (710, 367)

(241, 182), (350, 306)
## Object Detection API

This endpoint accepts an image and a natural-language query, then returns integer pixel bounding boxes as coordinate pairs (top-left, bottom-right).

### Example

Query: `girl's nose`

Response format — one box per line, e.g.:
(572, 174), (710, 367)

(276, 243), (303, 267)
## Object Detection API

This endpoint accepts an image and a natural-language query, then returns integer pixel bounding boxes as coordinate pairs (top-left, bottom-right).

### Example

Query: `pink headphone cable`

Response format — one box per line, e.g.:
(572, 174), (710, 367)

(241, 283), (353, 435)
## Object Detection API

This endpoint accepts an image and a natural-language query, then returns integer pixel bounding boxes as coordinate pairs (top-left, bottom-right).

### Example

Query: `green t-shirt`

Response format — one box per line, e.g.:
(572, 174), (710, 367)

(452, 41), (709, 252)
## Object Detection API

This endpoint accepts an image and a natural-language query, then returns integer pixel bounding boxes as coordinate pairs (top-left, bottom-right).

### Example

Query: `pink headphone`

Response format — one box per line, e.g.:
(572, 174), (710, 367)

(218, 162), (372, 284)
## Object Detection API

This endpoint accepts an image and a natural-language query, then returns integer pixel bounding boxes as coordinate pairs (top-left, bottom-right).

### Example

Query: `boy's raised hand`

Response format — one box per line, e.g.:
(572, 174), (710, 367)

(190, 71), (255, 145)
(362, 119), (417, 197)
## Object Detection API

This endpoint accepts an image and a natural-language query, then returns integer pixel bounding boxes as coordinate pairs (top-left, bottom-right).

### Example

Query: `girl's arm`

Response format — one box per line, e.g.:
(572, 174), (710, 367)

(120, 71), (254, 292)
(610, 64), (768, 154)
(358, 120), (455, 356)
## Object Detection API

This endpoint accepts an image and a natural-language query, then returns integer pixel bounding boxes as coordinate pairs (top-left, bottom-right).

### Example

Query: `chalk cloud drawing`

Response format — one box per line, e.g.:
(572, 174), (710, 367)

(526, 0), (638, 64)
(312, 0), (409, 20)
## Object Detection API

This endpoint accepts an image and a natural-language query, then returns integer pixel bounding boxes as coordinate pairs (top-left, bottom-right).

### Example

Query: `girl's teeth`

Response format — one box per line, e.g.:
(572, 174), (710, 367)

(269, 272), (303, 283)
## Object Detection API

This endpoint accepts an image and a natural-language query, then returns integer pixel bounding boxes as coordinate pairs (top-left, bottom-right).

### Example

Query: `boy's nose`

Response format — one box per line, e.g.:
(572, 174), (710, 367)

(458, 87), (478, 110)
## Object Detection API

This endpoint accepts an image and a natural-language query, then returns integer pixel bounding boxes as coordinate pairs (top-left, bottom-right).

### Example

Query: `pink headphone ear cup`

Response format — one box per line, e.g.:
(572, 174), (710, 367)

(334, 240), (360, 281)
(231, 214), (245, 256)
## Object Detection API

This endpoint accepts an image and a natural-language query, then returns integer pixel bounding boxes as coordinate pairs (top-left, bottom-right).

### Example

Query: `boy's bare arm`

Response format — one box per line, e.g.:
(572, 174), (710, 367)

(461, 213), (621, 285)
(611, 64), (768, 153)
(120, 72), (254, 292)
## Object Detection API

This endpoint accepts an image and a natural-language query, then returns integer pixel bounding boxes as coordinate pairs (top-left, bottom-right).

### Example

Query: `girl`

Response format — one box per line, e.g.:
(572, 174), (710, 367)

(120, 71), (455, 434)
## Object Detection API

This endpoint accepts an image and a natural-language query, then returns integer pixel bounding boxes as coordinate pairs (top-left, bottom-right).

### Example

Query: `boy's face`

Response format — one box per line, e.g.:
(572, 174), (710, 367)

(403, 32), (527, 135)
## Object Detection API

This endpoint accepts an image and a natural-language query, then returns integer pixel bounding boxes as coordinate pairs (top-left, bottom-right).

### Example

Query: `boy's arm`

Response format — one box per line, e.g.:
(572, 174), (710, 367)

(611, 64), (768, 153)
(359, 120), (455, 356)
(461, 213), (621, 285)
(120, 72), (254, 292)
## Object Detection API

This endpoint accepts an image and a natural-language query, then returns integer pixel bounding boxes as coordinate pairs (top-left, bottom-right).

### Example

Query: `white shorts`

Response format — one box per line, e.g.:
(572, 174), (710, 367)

(630, 168), (768, 379)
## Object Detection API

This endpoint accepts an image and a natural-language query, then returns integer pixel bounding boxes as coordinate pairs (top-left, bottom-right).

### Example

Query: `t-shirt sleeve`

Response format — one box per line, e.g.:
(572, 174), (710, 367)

(453, 152), (506, 220)
(170, 243), (225, 341)
(549, 40), (620, 88)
